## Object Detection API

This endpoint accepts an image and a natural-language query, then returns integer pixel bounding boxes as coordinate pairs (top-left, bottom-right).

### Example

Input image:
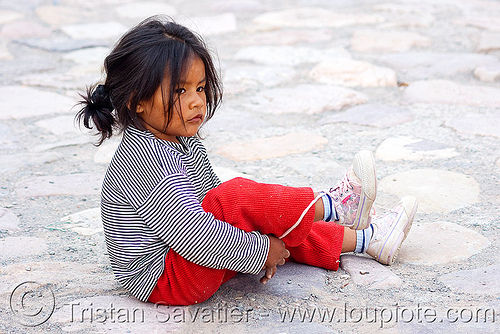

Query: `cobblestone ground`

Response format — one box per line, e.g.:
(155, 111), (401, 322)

(1, 0), (499, 333)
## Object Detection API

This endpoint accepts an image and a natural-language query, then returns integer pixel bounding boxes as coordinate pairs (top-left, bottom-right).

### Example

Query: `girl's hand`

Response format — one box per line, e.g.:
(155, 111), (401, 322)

(260, 235), (290, 284)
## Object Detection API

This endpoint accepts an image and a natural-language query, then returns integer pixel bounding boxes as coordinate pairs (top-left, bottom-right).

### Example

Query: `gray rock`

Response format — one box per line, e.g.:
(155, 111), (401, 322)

(378, 169), (480, 213)
(402, 80), (500, 108)
(115, 2), (177, 19)
(0, 20), (51, 39)
(325, 104), (413, 128)
(375, 136), (458, 161)
(224, 65), (297, 87)
(176, 13), (237, 36)
(351, 30), (430, 53)
(474, 62), (500, 82)
(0, 237), (48, 259)
(477, 31), (500, 53)
(439, 264), (500, 296)
(0, 8), (22, 24)
(0, 86), (75, 120)
(15, 173), (103, 198)
(0, 208), (21, 233)
(251, 7), (383, 30)
(398, 222), (490, 265)
(310, 58), (398, 87)
(215, 132), (327, 161)
(222, 262), (328, 299)
(445, 112), (500, 138)
(379, 52), (499, 79)
(234, 45), (350, 66)
(340, 254), (402, 289)
(246, 84), (368, 115)
(61, 22), (128, 40)
(14, 37), (108, 52)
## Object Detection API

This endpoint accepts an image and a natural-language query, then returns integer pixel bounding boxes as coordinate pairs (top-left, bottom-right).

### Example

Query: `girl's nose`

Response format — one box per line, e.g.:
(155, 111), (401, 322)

(189, 92), (205, 110)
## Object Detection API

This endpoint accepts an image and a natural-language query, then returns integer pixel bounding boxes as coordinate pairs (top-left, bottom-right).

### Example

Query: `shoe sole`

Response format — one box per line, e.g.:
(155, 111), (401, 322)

(378, 196), (418, 265)
(351, 150), (377, 230)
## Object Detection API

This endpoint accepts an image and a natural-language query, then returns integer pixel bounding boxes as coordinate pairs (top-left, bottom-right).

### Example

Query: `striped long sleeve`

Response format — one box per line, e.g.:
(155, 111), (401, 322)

(100, 127), (269, 301)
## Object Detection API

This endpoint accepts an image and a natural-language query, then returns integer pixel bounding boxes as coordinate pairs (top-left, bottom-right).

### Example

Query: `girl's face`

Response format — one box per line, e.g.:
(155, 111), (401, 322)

(137, 56), (207, 143)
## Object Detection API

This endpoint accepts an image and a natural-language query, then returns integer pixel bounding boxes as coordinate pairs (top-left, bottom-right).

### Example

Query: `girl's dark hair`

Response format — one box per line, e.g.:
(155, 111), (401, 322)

(76, 16), (223, 145)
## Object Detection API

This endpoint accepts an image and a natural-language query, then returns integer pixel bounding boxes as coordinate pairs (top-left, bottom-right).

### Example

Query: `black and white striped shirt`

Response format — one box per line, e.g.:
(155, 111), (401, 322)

(101, 126), (269, 301)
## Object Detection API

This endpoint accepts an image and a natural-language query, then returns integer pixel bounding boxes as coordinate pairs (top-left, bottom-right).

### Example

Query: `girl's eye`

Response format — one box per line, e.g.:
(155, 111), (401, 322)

(197, 86), (205, 92)
(176, 88), (186, 94)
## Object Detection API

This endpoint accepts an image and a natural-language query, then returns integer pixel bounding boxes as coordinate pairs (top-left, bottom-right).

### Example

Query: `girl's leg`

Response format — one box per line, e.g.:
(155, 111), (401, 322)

(204, 178), (347, 270)
(149, 177), (342, 305)
(148, 249), (237, 305)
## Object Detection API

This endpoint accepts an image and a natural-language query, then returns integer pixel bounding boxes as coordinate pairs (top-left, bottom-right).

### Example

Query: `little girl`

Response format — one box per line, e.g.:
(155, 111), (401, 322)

(77, 17), (417, 306)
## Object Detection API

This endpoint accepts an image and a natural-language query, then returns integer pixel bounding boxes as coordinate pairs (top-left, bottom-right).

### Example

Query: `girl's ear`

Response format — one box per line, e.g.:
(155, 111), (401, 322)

(135, 101), (145, 114)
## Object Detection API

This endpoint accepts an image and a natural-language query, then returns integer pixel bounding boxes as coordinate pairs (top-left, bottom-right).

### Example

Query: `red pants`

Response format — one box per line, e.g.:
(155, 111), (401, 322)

(148, 178), (344, 305)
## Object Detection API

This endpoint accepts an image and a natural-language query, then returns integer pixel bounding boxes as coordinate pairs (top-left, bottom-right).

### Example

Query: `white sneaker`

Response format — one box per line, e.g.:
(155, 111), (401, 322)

(326, 150), (377, 230)
(367, 196), (418, 265)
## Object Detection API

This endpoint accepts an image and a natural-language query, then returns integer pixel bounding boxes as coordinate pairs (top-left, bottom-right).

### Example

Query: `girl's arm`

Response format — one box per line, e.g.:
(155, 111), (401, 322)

(137, 173), (269, 275)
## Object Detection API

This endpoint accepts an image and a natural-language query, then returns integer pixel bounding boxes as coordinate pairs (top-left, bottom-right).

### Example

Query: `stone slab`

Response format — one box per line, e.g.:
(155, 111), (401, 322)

(439, 264), (500, 296)
(251, 7), (383, 30)
(115, 2), (177, 19)
(61, 21), (128, 40)
(0, 9), (22, 24)
(56, 207), (102, 235)
(93, 138), (120, 164)
(0, 20), (51, 39)
(376, 136), (459, 161)
(0, 86), (75, 119)
(15, 173), (103, 198)
(402, 80), (500, 107)
(63, 46), (110, 65)
(457, 15), (500, 31)
(379, 169), (480, 213)
(477, 31), (500, 53)
(221, 262), (328, 299)
(379, 52), (499, 79)
(235, 29), (333, 46)
(224, 65), (297, 88)
(31, 137), (92, 152)
(51, 295), (185, 333)
(16, 37), (108, 52)
(177, 13), (237, 36)
(445, 112), (500, 138)
(0, 208), (21, 233)
(35, 5), (82, 26)
(310, 58), (397, 87)
(0, 122), (18, 150)
(211, 0), (265, 13)
(374, 4), (435, 28)
(35, 115), (89, 136)
(234, 45), (350, 67)
(474, 62), (500, 82)
(246, 84), (368, 115)
(212, 166), (252, 183)
(215, 132), (327, 161)
(0, 262), (114, 299)
(0, 40), (11, 60)
(0, 237), (48, 259)
(0, 152), (62, 173)
(325, 104), (413, 128)
(351, 30), (430, 53)
(340, 254), (402, 289)
(398, 222), (490, 265)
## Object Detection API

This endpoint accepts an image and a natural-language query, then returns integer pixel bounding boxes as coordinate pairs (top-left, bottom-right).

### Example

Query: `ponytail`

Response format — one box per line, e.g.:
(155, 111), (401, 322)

(76, 84), (115, 146)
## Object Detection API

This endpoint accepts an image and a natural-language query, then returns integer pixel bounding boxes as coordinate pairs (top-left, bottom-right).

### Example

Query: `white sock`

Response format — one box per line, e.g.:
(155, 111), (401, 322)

(354, 225), (373, 253)
(321, 193), (339, 222)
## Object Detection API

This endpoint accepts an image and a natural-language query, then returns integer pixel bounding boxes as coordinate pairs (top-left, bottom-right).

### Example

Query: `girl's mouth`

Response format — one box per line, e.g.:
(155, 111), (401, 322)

(188, 114), (203, 123)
